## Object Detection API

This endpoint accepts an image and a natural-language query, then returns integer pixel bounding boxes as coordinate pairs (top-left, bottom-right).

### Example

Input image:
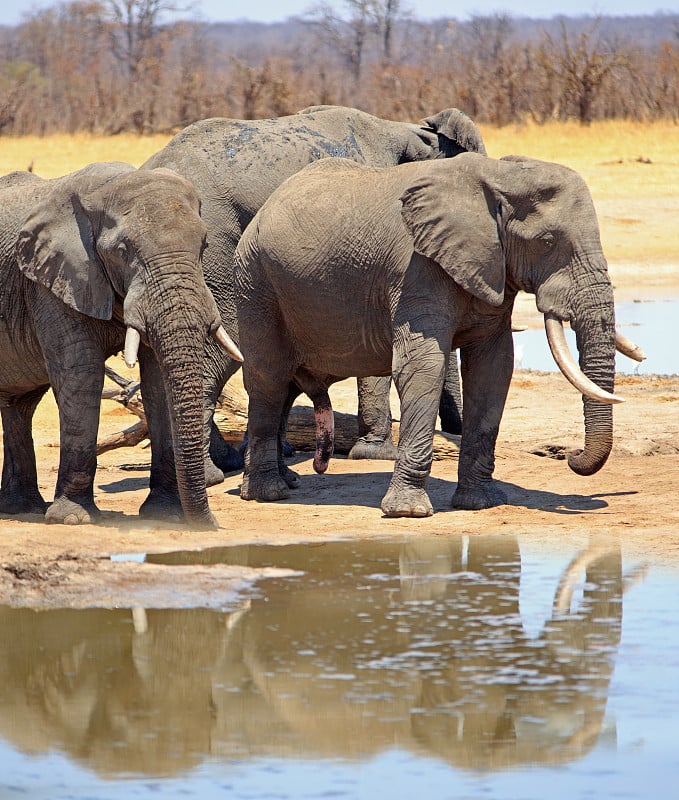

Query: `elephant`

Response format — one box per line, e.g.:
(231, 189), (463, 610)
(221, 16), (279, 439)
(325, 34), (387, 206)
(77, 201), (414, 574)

(140, 104), (486, 502)
(0, 162), (241, 526)
(233, 152), (645, 517)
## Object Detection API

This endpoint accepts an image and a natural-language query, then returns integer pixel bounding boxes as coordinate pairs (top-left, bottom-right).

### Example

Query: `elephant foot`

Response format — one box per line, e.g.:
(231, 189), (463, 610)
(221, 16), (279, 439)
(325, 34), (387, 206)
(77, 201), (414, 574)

(348, 436), (399, 461)
(451, 482), (507, 510)
(282, 466), (300, 489)
(210, 422), (245, 474)
(209, 438), (244, 474)
(381, 485), (433, 518)
(0, 488), (48, 516)
(139, 489), (184, 522)
(282, 440), (295, 458)
(438, 400), (463, 436)
(241, 472), (290, 502)
(205, 460), (225, 488)
(45, 496), (100, 525)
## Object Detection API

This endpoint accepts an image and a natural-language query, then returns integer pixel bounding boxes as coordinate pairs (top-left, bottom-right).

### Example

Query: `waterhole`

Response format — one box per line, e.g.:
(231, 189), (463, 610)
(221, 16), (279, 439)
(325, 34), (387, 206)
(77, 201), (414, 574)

(515, 298), (677, 374)
(1, 535), (677, 798)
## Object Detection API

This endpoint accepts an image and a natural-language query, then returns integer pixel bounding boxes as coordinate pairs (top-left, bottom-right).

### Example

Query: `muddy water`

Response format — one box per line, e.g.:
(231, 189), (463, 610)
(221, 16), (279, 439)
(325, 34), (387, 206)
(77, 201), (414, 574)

(0, 535), (677, 798)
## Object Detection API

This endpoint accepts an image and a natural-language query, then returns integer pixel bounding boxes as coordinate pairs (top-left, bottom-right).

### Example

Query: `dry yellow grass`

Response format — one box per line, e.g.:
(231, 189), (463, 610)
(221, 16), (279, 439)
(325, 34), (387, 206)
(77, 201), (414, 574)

(482, 119), (679, 198)
(1, 121), (676, 269)
(482, 120), (679, 269)
(0, 133), (172, 178)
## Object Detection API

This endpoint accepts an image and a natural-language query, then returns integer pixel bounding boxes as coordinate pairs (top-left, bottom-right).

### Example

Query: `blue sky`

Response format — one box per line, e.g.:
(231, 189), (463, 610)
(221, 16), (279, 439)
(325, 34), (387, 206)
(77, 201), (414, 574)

(1, 0), (676, 26)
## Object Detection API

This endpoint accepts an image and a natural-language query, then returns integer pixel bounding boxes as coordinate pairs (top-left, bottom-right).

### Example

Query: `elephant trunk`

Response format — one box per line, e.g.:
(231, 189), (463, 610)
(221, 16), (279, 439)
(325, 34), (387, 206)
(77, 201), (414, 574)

(565, 267), (618, 476)
(144, 271), (218, 529)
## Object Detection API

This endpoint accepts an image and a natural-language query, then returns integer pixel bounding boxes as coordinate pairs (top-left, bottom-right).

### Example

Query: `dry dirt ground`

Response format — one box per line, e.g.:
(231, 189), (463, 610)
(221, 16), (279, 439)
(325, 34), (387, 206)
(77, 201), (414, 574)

(0, 260), (678, 606)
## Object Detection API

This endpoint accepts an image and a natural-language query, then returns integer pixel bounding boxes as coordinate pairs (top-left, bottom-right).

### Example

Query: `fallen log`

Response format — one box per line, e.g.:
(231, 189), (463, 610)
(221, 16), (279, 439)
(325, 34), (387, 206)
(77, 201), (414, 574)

(285, 406), (461, 461)
(97, 420), (149, 455)
(97, 366), (149, 455)
(99, 370), (465, 461)
(214, 396), (462, 460)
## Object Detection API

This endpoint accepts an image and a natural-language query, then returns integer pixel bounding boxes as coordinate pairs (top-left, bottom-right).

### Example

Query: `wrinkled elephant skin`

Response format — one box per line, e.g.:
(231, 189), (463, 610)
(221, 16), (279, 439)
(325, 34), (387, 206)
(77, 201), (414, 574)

(234, 153), (621, 517)
(141, 105), (486, 494)
(0, 163), (224, 527)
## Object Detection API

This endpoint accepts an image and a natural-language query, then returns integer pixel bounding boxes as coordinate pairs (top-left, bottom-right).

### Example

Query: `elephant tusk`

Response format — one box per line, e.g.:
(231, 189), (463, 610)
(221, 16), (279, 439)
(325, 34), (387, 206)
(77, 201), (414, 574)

(124, 327), (141, 368)
(214, 325), (244, 363)
(615, 330), (646, 362)
(544, 314), (624, 404)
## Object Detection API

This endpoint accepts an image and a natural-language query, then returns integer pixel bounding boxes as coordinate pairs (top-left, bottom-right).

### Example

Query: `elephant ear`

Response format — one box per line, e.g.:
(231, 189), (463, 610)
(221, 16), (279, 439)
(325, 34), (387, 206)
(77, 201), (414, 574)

(421, 109), (487, 157)
(400, 157), (505, 306)
(16, 163), (131, 319)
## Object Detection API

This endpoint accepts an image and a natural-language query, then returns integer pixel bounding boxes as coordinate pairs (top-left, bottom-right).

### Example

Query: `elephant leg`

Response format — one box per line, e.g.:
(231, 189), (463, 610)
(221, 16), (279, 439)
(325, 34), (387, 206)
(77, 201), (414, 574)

(241, 364), (296, 502)
(0, 388), (49, 515)
(438, 350), (463, 435)
(209, 418), (244, 474)
(381, 337), (446, 518)
(452, 328), (513, 510)
(241, 398), (292, 502)
(277, 382), (301, 488)
(204, 343), (244, 482)
(348, 376), (399, 461)
(240, 381), (298, 464)
(44, 345), (104, 525)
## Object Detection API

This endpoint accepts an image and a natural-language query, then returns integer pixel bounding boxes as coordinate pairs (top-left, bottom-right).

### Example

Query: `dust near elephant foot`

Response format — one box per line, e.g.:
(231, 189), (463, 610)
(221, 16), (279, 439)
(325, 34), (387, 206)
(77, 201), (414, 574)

(348, 437), (399, 461)
(451, 482), (507, 510)
(204, 460), (225, 488)
(45, 497), (100, 525)
(381, 486), (434, 518)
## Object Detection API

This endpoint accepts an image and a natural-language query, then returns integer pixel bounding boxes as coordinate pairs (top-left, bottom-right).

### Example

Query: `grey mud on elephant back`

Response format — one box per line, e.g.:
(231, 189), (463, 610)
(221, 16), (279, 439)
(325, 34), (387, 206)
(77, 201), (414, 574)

(234, 152), (644, 517)
(140, 104), (486, 497)
(0, 162), (241, 527)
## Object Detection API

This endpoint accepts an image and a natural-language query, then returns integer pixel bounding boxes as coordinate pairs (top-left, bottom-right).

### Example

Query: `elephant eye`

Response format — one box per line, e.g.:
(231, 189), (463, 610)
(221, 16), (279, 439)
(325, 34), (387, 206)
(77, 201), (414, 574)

(117, 242), (128, 262)
(541, 232), (556, 249)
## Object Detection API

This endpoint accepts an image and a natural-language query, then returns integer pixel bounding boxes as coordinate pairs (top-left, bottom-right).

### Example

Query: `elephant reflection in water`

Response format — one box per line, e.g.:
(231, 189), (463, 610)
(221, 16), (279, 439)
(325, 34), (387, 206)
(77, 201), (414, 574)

(223, 537), (628, 768)
(0, 537), (642, 777)
(0, 606), (230, 776)
(401, 538), (628, 768)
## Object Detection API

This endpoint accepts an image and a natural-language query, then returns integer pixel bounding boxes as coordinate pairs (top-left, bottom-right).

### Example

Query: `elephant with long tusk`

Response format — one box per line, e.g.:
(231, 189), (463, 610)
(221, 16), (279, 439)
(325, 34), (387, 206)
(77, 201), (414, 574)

(234, 152), (645, 516)
(0, 163), (241, 527)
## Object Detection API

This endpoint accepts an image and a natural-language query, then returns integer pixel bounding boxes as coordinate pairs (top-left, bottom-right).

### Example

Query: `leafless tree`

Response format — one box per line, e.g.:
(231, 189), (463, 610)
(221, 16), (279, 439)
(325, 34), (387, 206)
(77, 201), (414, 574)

(305, 0), (382, 84)
(546, 19), (629, 124)
(0, 2), (677, 135)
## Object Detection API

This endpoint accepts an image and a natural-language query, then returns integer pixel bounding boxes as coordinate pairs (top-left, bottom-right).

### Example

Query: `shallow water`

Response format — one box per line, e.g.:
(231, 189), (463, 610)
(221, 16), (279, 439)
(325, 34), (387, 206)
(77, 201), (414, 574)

(1, 535), (677, 799)
(516, 298), (678, 374)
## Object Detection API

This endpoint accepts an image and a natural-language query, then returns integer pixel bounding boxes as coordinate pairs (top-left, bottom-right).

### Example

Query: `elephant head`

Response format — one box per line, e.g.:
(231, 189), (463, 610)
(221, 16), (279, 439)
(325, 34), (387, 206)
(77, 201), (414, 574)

(16, 162), (242, 527)
(400, 152), (644, 476)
